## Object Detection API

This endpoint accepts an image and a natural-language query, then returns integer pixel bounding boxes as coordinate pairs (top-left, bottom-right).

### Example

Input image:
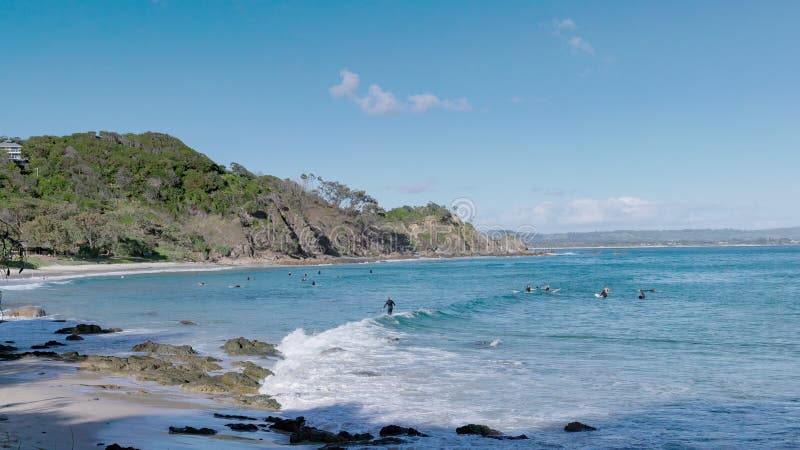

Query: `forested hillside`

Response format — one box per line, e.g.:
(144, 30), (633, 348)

(0, 132), (524, 263)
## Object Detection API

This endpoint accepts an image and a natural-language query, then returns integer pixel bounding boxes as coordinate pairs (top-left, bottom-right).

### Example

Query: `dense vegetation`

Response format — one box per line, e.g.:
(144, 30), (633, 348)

(0, 132), (524, 263)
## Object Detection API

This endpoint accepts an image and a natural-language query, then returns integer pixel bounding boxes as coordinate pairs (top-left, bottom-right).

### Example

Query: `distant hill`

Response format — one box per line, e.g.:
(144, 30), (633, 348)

(0, 132), (524, 263)
(520, 227), (800, 248)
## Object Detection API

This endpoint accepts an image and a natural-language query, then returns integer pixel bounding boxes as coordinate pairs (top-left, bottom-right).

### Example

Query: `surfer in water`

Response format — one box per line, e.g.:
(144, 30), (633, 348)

(599, 286), (610, 298)
(638, 289), (656, 299)
(525, 284), (532, 293)
(544, 284), (551, 292)
(383, 297), (396, 315)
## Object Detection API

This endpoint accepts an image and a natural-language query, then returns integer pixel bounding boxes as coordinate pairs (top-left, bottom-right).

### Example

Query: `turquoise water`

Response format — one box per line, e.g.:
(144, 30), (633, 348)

(3, 246), (800, 448)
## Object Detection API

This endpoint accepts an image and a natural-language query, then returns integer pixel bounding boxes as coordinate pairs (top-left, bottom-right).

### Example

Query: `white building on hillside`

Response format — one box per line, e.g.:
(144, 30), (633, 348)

(0, 140), (23, 161)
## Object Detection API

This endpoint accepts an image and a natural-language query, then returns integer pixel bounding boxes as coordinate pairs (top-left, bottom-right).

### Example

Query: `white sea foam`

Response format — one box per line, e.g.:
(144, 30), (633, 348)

(0, 266), (231, 290)
(0, 282), (45, 290)
(260, 316), (543, 436)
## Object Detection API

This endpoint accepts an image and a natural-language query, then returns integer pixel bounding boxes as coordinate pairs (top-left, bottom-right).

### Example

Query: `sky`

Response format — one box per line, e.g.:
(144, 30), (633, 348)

(1, 0), (799, 233)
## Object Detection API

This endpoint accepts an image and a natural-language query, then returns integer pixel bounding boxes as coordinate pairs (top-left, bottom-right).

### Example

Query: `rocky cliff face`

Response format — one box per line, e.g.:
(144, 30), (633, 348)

(1, 132), (527, 262)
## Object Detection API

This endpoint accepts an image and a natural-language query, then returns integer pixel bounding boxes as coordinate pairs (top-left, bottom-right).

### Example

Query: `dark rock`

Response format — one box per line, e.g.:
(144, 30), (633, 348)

(4, 341), (14, 343)
(369, 437), (406, 445)
(213, 413), (258, 421)
(264, 416), (282, 423)
(132, 340), (197, 356)
(337, 430), (373, 441)
(564, 422), (596, 432)
(487, 434), (529, 440)
(269, 416), (305, 433)
(168, 426), (216, 435)
(105, 444), (140, 450)
(225, 423), (259, 432)
(290, 427), (345, 444)
(55, 324), (119, 335)
(66, 334), (84, 341)
(222, 337), (279, 357)
(455, 424), (501, 436)
(31, 340), (66, 349)
(0, 344), (17, 353)
(379, 425), (427, 437)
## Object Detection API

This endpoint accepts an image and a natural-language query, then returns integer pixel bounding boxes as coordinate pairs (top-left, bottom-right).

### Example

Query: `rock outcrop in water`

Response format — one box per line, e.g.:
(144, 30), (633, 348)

(455, 423), (528, 440)
(564, 421), (596, 432)
(30, 340), (65, 349)
(131, 340), (197, 356)
(77, 340), (280, 409)
(222, 337), (280, 357)
(168, 426), (216, 435)
(379, 425), (428, 437)
(3, 306), (46, 318)
(455, 424), (501, 436)
(55, 323), (121, 334)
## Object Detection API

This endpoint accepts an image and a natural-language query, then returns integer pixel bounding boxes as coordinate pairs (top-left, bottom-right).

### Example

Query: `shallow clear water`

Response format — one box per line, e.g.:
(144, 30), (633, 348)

(3, 246), (800, 448)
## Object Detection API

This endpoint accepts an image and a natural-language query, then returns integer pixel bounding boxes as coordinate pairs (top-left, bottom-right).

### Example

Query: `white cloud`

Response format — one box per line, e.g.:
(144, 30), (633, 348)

(355, 84), (402, 115)
(568, 36), (595, 55)
(553, 18), (577, 31)
(549, 18), (596, 56)
(408, 93), (471, 112)
(330, 70), (470, 115)
(480, 196), (664, 232)
(329, 69), (360, 98)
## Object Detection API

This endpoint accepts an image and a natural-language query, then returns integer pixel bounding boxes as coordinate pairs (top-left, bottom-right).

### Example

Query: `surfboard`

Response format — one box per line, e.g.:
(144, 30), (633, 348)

(594, 293), (603, 298)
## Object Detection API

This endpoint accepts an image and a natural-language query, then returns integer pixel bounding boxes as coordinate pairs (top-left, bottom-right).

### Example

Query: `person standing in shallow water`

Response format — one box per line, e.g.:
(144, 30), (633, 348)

(383, 297), (396, 315)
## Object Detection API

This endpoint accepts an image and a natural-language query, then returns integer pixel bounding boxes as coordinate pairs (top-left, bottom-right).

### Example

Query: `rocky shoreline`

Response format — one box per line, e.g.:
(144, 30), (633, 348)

(1, 316), (596, 449)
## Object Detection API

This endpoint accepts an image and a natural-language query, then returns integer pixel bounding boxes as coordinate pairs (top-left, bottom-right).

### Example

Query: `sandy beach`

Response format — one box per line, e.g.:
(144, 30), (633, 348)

(0, 336), (314, 450)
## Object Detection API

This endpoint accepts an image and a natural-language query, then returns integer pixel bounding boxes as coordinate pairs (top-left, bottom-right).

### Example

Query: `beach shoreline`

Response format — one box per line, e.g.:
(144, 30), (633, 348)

(0, 318), (315, 449)
(2, 251), (543, 287)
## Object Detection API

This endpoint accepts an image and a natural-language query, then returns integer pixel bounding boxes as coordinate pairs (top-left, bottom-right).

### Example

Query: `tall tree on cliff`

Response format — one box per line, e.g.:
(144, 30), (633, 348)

(0, 217), (26, 275)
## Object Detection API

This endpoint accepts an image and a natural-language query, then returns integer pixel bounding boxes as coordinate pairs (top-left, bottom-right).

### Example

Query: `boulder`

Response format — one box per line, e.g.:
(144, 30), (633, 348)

(225, 423), (259, 432)
(5, 306), (46, 318)
(335, 430), (373, 441)
(370, 437), (406, 445)
(289, 427), (346, 444)
(213, 413), (258, 421)
(31, 340), (65, 349)
(105, 444), (140, 450)
(222, 337), (279, 357)
(379, 425), (427, 437)
(455, 424), (501, 436)
(131, 340), (197, 356)
(487, 434), (529, 440)
(0, 344), (17, 353)
(269, 416), (306, 433)
(564, 422), (596, 432)
(233, 360), (273, 382)
(235, 394), (280, 410)
(65, 334), (84, 341)
(168, 426), (216, 435)
(55, 324), (120, 335)
(184, 371), (260, 395)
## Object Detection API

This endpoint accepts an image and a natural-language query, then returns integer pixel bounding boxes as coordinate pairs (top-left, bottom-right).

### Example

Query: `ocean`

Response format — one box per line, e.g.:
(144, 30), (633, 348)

(3, 246), (799, 448)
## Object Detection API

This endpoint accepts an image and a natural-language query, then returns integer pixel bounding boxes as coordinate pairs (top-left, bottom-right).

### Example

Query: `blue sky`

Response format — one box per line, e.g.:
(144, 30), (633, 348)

(1, 0), (798, 232)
